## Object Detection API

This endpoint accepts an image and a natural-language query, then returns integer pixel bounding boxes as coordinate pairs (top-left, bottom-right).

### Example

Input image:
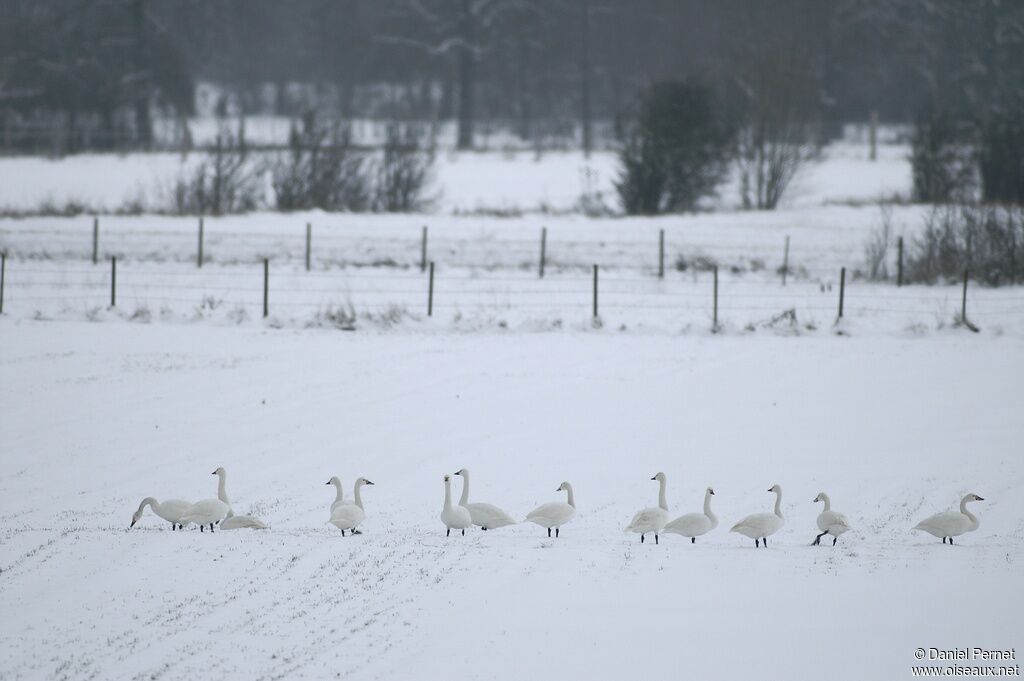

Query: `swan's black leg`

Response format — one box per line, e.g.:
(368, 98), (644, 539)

(655, 534), (659, 545)
(341, 529), (346, 537)
(461, 529), (465, 536)
(942, 536), (947, 544)
(754, 538), (758, 547)
(446, 528), (450, 537)
(832, 536), (838, 546)
(556, 528), (560, 538)
(949, 537), (954, 545)
(200, 525), (205, 533)
(547, 528), (551, 538)
(691, 537), (695, 544)
(641, 534), (645, 543)
(482, 527), (488, 531)
(210, 523), (215, 533)
(814, 531), (827, 545)
(352, 529), (362, 535)
(763, 537), (768, 547)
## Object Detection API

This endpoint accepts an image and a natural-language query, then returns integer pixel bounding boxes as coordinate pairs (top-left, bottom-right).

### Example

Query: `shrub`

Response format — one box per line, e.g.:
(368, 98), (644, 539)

(271, 114), (370, 212)
(170, 122), (261, 215)
(736, 120), (820, 210)
(905, 204), (1024, 285)
(864, 204), (893, 281)
(616, 82), (734, 215)
(372, 124), (434, 212)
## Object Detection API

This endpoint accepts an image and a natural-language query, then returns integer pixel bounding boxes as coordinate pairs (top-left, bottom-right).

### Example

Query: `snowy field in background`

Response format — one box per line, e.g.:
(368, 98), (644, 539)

(0, 140), (910, 215)
(1, 323), (1021, 680)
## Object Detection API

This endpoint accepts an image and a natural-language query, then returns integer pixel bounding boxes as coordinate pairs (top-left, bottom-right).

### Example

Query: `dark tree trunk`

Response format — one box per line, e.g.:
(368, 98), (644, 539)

(579, 0), (593, 156)
(133, 0), (152, 149)
(456, 0), (475, 150)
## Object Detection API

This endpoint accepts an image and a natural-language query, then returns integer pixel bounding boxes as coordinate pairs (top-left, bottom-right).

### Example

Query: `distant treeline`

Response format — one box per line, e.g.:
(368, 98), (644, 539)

(1, 0), (1022, 154)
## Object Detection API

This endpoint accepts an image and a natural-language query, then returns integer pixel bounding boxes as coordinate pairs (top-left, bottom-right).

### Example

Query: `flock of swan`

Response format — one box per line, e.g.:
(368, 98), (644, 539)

(130, 468), (986, 546)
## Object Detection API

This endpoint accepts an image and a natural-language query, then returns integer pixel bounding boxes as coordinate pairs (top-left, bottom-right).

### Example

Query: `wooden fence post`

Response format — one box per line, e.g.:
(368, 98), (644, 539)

(782, 235), (790, 286)
(897, 236), (904, 287)
(658, 229), (665, 278)
(92, 217), (99, 265)
(420, 226), (428, 273)
(305, 222), (312, 271)
(712, 265), (719, 331)
(958, 270), (979, 332)
(0, 252), (5, 314)
(539, 227), (547, 278)
(197, 217), (204, 268)
(263, 258), (269, 318)
(592, 264), (599, 318)
(837, 267), (845, 319)
(110, 256), (117, 307)
(428, 261), (435, 316)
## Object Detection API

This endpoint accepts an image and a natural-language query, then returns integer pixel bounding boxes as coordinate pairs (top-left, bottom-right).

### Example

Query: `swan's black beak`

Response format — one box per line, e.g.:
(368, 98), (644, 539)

(710, 490), (715, 495)
(211, 471), (217, 475)
(977, 496), (985, 501)
(366, 480), (375, 485)
(650, 476), (657, 481)
(325, 481), (331, 485)
(130, 519), (136, 528)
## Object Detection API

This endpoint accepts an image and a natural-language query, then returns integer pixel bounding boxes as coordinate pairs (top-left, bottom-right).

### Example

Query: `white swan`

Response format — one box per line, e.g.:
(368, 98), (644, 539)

(454, 468), (517, 530)
(664, 487), (718, 543)
(731, 484), (785, 548)
(329, 477), (374, 536)
(129, 497), (192, 530)
(441, 474), (472, 537)
(525, 482), (576, 538)
(179, 498), (230, 532)
(812, 492), (850, 546)
(219, 514), (268, 530)
(624, 472), (670, 544)
(326, 476), (346, 514)
(913, 493), (984, 544)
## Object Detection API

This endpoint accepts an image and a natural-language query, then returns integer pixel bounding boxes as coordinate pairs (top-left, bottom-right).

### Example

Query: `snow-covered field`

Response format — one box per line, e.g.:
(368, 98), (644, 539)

(1, 322), (1021, 680)
(1, 134), (1021, 680)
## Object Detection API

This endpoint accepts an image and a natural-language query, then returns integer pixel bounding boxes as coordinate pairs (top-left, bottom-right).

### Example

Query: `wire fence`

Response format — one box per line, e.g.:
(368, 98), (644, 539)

(2, 254), (1021, 332)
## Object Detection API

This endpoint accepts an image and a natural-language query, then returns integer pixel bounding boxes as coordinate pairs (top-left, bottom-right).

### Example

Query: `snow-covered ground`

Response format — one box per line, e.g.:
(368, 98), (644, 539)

(1, 322), (1021, 680)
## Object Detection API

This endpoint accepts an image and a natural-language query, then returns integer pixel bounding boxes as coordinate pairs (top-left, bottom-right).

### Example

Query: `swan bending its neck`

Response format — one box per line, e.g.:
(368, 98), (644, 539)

(817, 492), (831, 512)
(563, 482), (576, 508)
(656, 474), (668, 511)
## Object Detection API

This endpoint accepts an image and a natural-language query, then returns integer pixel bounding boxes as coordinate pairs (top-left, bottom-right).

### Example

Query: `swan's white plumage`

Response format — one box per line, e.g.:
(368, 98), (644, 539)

(441, 475), (472, 532)
(913, 493), (983, 540)
(624, 472), (670, 538)
(326, 476), (345, 514)
(664, 487), (718, 539)
(180, 499), (230, 528)
(130, 497), (192, 528)
(731, 484), (785, 542)
(220, 514), (268, 530)
(813, 492), (850, 537)
(330, 478), (373, 533)
(526, 482), (576, 531)
(454, 468), (516, 529)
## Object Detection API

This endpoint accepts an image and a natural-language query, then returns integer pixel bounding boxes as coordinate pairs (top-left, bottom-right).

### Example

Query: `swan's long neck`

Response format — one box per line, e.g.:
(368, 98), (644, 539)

(657, 478), (668, 511)
(331, 480), (343, 504)
(820, 493), (831, 512)
(443, 480), (453, 510)
(703, 491), (717, 523)
(354, 482), (364, 511)
(564, 484), (576, 509)
(960, 497), (979, 529)
(217, 472), (230, 506)
(138, 497), (157, 514)
(458, 472), (470, 506)
(773, 489), (784, 518)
